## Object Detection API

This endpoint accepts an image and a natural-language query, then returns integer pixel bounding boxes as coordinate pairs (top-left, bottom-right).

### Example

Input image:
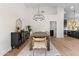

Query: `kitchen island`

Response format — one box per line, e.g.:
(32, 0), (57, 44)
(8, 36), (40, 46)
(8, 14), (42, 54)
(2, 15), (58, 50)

(64, 30), (79, 39)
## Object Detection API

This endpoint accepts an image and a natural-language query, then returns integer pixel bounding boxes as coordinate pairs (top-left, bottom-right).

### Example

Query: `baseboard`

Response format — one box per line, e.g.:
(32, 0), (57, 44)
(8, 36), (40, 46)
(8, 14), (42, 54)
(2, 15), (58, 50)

(0, 47), (11, 56)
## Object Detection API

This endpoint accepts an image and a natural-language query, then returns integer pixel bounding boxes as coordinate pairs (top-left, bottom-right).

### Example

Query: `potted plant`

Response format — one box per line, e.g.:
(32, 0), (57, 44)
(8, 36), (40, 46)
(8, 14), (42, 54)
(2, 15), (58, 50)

(27, 25), (32, 35)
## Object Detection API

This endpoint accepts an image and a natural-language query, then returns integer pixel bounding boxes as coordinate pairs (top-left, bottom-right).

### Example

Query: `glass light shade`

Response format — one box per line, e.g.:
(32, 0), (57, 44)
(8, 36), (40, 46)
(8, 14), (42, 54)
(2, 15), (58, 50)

(33, 14), (45, 21)
(68, 20), (76, 29)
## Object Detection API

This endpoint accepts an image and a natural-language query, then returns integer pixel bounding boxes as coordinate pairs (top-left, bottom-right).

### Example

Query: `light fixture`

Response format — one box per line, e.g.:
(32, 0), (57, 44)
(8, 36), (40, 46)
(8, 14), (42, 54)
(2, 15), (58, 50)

(73, 8), (78, 20)
(68, 7), (77, 30)
(70, 6), (74, 9)
(33, 7), (45, 21)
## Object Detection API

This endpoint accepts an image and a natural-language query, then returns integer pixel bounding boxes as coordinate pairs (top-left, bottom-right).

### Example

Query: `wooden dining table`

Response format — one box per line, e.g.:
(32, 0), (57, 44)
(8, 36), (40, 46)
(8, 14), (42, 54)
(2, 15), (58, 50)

(29, 32), (50, 51)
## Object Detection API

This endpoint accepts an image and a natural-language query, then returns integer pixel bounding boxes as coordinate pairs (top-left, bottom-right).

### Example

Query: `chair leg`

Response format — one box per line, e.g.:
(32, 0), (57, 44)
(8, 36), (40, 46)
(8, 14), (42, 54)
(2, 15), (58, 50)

(33, 49), (35, 56)
(45, 48), (47, 56)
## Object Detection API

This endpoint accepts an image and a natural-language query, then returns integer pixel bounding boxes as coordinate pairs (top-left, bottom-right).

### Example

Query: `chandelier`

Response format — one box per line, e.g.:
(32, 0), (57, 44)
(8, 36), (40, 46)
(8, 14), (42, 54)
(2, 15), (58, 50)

(33, 7), (45, 21)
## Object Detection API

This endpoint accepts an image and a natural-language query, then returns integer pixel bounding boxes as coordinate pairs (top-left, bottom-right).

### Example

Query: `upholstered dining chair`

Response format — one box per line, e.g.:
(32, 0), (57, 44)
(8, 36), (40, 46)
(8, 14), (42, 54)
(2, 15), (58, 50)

(32, 37), (47, 56)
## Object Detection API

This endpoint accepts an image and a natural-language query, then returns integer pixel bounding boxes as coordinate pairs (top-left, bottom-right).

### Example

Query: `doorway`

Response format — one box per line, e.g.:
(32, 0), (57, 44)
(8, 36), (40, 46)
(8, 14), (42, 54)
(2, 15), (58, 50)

(50, 21), (57, 38)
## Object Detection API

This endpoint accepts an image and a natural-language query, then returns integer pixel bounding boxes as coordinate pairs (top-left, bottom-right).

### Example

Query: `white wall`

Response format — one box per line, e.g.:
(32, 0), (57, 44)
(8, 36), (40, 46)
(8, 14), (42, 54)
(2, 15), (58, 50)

(25, 7), (64, 38)
(0, 4), (64, 55)
(57, 7), (64, 38)
(0, 3), (28, 55)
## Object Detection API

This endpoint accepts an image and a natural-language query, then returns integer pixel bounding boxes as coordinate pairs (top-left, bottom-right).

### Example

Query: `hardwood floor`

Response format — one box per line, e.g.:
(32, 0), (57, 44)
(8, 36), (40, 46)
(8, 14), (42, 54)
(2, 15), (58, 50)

(4, 39), (30, 56)
(4, 36), (79, 56)
(51, 36), (79, 56)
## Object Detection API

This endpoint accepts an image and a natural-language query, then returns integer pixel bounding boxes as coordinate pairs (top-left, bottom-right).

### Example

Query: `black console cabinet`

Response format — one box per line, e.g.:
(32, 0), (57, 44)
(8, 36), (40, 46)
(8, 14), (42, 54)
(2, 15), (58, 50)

(11, 32), (21, 49)
(21, 31), (30, 43)
(11, 31), (30, 49)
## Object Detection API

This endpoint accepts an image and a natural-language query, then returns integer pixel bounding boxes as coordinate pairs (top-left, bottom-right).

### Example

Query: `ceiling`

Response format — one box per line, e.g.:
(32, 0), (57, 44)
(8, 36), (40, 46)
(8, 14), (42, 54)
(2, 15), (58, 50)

(24, 3), (78, 7)
(25, 3), (79, 19)
(24, 3), (79, 13)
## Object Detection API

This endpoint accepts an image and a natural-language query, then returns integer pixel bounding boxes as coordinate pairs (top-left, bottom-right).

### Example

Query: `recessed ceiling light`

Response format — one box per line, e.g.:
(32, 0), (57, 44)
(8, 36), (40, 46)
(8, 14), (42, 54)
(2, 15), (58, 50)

(70, 6), (74, 9)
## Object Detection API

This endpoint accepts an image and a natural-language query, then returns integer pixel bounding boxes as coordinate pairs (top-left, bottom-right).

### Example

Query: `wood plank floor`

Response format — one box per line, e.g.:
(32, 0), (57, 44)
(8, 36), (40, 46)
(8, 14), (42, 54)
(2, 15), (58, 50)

(51, 36), (79, 56)
(4, 36), (79, 56)
(4, 39), (30, 56)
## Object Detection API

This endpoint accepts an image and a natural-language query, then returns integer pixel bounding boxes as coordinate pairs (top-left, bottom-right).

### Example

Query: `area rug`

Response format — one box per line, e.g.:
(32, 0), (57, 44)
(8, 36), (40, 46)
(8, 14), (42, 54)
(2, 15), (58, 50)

(17, 42), (61, 56)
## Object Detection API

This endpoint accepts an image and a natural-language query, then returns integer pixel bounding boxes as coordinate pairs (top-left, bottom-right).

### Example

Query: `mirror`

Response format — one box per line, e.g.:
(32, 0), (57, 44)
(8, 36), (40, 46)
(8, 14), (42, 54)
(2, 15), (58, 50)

(16, 18), (22, 32)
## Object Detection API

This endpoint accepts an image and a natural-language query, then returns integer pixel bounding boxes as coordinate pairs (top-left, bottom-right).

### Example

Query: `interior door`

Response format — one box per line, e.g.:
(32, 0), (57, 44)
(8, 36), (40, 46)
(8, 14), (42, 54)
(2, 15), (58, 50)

(50, 21), (57, 37)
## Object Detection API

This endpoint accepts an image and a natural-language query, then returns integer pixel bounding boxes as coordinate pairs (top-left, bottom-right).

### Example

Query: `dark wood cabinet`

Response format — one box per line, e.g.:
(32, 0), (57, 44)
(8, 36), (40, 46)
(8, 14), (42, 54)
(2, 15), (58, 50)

(11, 32), (21, 49)
(11, 31), (30, 49)
(66, 30), (79, 39)
(21, 31), (30, 43)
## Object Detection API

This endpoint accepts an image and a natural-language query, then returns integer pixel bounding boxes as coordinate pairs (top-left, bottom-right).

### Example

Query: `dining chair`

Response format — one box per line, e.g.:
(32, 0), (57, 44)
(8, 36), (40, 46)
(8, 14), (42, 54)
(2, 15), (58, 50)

(32, 37), (47, 56)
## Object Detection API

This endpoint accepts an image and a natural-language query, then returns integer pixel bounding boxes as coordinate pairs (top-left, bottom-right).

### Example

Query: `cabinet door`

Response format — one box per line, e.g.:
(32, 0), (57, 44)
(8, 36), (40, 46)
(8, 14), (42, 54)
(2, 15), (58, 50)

(11, 32), (20, 48)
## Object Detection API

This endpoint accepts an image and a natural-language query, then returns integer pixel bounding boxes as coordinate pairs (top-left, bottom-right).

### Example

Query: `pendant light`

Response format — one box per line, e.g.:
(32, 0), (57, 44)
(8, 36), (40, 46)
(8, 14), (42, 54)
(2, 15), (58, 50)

(33, 6), (45, 21)
(74, 9), (75, 20)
